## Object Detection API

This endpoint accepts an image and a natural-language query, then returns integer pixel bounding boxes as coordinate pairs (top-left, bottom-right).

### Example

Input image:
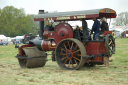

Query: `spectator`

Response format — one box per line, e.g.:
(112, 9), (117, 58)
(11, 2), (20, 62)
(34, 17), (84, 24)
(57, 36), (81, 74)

(24, 33), (27, 39)
(91, 17), (100, 40)
(121, 32), (125, 38)
(113, 30), (116, 41)
(95, 17), (109, 40)
(124, 31), (126, 38)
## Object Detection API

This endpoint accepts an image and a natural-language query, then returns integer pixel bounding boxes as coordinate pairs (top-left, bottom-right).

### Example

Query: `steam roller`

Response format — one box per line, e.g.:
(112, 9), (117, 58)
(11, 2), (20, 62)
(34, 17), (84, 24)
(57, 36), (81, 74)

(15, 8), (117, 70)
(16, 45), (47, 68)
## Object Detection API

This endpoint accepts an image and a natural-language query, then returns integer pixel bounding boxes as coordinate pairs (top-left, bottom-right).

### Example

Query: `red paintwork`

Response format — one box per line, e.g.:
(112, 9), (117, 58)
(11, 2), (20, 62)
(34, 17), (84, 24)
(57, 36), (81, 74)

(104, 31), (112, 36)
(100, 13), (116, 18)
(86, 14), (99, 19)
(48, 31), (54, 39)
(41, 41), (51, 51)
(84, 41), (106, 63)
(34, 14), (99, 21)
(41, 40), (57, 51)
(53, 23), (73, 44)
(20, 40), (106, 64)
(41, 30), (112, 63)
(126, 31), (128, 34)
(43, 29), (48, 39)
(40, 39), (106, 63)
(18, 44), (35, 56)
(34, 13), (116, 22)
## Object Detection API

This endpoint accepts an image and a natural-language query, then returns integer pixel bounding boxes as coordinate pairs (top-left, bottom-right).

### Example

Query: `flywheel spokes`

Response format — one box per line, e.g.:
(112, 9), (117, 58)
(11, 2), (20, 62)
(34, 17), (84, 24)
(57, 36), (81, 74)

(56, 38), (86, 70)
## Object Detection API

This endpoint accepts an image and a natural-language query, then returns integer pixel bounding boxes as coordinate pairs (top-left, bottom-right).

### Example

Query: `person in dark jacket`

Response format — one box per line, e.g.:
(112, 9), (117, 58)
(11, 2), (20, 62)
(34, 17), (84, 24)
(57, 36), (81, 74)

(73, 25), (83, 40)
(100, 17), (109, 32)
(91, 17), (100, 40)
(95, 17), (109, 40)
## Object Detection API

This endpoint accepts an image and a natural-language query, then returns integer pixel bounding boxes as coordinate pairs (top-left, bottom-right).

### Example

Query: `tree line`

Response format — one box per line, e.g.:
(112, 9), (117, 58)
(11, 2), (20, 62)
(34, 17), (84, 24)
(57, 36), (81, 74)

(0, 6), (39, 37)
(112, 12), (128, 26)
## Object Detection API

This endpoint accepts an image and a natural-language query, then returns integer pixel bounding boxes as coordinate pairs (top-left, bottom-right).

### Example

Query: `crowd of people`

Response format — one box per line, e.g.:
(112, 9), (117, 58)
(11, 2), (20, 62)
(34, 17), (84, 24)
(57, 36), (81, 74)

(121, 31), (127, 38)
(0, 38), (24, 46)
(0, 39), (8, 45)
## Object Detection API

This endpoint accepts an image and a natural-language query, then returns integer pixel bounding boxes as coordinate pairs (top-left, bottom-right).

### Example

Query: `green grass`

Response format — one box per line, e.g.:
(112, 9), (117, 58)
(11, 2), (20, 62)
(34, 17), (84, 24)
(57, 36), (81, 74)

(0, 38), (128, 85)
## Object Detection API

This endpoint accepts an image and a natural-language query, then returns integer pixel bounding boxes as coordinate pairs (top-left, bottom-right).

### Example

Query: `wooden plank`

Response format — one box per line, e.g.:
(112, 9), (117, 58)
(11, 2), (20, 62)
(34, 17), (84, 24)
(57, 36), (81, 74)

(103, 57), (109, 67)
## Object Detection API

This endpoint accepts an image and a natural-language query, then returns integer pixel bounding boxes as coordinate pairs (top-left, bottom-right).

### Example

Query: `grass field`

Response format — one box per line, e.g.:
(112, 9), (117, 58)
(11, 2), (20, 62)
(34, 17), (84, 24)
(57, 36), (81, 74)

(0, 38), (128, 85)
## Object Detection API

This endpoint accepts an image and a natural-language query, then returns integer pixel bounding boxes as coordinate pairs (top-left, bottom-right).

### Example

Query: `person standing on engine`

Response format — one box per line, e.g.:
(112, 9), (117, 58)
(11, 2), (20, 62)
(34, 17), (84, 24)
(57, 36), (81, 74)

(73, 25), (83, 40)
(100, 17), (109, 33)
(95, 17), (109, 40)
(91, 17), (100, 40)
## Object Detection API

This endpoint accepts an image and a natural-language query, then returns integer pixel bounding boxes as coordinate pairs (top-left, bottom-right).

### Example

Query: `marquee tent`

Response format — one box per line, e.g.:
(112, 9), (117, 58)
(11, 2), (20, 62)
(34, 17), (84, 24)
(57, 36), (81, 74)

(0, 35), (7, 41)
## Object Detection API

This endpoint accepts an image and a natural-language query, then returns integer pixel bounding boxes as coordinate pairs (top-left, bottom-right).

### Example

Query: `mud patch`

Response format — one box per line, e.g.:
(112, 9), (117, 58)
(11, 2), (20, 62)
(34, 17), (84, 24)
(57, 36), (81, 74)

(0, 64), (6, 68)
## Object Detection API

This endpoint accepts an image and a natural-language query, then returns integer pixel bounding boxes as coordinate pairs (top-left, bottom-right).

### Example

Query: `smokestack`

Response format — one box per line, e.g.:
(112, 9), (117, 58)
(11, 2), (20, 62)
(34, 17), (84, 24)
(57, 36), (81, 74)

(39, 10), (44, 14)
(39, 10), (44, 39)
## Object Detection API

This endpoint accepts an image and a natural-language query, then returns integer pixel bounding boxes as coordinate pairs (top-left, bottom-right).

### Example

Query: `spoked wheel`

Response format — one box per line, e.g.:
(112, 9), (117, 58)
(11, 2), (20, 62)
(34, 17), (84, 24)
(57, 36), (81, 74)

(56, 38), (86, 70)
(105, 34), (115, 57)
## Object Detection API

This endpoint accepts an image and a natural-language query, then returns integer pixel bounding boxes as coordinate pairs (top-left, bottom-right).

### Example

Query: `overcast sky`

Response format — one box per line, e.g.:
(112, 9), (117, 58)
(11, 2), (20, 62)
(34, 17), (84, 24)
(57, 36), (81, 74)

(0, 0), (128, 28)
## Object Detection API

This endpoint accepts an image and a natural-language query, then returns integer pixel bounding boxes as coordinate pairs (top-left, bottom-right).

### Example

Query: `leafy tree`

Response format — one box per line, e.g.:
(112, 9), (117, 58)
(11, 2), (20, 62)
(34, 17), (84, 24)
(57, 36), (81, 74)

(0, 6), (36, 37)
(112, 12), (128, 26)
(30, 14), (40, 35)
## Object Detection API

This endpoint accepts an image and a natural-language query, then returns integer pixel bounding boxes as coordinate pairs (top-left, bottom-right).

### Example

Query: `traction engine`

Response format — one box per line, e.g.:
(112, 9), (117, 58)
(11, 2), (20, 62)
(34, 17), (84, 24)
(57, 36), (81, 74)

(15, 9), (116, 70)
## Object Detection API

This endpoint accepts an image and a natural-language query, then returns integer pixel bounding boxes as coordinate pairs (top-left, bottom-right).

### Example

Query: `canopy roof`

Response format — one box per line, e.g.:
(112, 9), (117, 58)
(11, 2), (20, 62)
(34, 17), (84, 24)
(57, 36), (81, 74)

(34, 8), (116, 21)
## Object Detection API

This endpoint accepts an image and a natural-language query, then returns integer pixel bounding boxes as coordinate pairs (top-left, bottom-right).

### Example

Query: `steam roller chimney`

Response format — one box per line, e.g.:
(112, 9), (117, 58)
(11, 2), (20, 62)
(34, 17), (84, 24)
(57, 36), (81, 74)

(39, 10), (44, 39)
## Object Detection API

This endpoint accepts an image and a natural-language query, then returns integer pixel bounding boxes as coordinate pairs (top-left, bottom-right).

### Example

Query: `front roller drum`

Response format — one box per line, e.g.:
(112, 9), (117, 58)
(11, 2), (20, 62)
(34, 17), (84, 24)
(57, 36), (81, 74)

(55, 38), (87, 70)
(18, 46), (47, 68)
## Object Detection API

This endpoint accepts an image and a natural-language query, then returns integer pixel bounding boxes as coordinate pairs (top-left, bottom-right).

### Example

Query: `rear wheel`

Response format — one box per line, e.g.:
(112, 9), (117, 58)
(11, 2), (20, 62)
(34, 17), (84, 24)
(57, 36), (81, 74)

(105, 34), (115, 57)
(56, 38), (86, 70)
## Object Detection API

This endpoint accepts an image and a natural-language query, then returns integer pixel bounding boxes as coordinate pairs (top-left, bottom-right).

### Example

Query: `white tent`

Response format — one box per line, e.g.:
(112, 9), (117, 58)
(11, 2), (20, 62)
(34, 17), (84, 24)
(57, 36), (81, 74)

(7, 37), (11, 42)
(0, 35), (7, 39)
(110, 26), (126, 38)
(15, 36), (24, 39)
(0, 35), (7, 41)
